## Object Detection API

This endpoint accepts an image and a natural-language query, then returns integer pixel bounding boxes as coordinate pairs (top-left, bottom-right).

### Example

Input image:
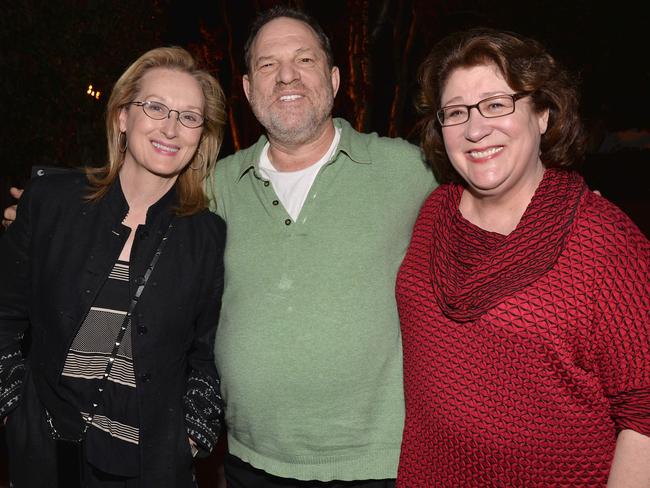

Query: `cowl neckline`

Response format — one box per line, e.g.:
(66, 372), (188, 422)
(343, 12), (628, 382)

(430, 168), (586, 322)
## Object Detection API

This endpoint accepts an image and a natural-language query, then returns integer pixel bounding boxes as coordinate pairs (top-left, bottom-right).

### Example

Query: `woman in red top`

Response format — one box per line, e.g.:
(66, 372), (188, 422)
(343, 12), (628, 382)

(396, 28), (650, 487)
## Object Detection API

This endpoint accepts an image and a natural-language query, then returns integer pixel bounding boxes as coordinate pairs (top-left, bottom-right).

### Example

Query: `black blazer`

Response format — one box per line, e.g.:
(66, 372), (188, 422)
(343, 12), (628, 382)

(0, 173), (225, 487)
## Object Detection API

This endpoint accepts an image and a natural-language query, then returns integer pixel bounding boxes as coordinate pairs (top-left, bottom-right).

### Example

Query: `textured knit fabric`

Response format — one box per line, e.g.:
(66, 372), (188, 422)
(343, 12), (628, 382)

(210, 118), (436, 481)
(224, 453), (396, 488)
(430, 170), (586, 322)
(396, 169), (650, 487)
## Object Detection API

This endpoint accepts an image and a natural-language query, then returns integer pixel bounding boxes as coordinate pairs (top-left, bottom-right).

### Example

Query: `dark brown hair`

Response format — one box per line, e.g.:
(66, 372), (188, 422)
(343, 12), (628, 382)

(243, 5), (334, 74)
(417, 28), (586, 184)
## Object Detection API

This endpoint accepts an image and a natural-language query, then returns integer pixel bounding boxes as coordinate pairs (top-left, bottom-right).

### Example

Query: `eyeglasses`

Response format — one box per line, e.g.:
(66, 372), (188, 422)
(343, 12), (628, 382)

(436, 92), (531, 127)
(128, 100), (205, 129)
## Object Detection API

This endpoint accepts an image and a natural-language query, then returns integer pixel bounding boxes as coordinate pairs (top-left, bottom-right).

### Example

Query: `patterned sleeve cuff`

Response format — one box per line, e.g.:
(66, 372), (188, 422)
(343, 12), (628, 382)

(610, 387), (650, 437)
(184, 369), (223, 456)
(0, 349), (24, 418)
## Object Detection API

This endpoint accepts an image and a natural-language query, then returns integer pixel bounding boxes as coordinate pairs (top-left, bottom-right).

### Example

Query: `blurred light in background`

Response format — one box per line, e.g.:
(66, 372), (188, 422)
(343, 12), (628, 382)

(86, 84), (101, 100)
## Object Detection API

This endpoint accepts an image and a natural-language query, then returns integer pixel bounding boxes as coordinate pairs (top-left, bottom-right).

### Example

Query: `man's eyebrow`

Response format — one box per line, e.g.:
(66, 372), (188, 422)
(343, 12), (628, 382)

(254, 55), (275, 65)
(253, 47), (321, 68)
(295, 47), (316, 55)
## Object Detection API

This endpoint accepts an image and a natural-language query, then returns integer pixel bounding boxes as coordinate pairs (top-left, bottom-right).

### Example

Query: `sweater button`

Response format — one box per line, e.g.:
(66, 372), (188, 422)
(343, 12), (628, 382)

(284, 219), (292, 226)
(140, 373), (151, 383)
(138, 325), (148, 335)
(134, 276), (145, 285)
(263, 181), (270, 187)
(272, 200), (279, 206)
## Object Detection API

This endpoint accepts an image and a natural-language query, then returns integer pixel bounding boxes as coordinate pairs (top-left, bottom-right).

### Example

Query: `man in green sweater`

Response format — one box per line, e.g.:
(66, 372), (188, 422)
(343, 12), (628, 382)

(0, 5), (436, 487)
(211, 5), (436, 487)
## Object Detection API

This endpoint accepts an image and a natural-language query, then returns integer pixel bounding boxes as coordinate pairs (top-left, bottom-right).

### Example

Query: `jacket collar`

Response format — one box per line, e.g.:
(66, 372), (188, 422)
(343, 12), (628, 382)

(103, 175), (177, 226)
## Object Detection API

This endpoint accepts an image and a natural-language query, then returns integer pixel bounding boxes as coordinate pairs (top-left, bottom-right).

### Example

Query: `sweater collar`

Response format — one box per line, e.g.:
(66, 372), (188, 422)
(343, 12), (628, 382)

(235, 117), (371, 180)
(429, 168), (586, 322)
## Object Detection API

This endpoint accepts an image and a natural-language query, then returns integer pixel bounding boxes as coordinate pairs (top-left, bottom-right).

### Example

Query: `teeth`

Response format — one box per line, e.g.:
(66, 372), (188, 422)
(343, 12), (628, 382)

(279, 95), (302, 101)
(152, 141), (179, 153)
(469, 146), (503, 158)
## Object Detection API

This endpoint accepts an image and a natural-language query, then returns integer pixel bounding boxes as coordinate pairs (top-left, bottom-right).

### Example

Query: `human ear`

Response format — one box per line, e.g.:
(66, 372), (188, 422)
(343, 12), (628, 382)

(330, 66), (340, 98)
(538, 108), (550, 134)
(242, 75), (251, 102)
(118, 107), (128, 133)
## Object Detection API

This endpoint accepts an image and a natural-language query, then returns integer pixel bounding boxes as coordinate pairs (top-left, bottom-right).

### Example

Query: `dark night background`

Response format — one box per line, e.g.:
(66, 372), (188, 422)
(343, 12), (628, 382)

(0, 0), (648, 484)
(1, 0), (649, 237)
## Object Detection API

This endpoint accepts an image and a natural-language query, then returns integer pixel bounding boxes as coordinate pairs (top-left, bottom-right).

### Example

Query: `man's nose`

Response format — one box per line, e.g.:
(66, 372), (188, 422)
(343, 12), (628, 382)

(276, 61), (300, 84)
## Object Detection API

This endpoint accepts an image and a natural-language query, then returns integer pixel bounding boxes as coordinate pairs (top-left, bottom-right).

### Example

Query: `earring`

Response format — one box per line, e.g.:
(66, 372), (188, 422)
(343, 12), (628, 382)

(189, 152), (205, 171)
(118, 131), (128, 153)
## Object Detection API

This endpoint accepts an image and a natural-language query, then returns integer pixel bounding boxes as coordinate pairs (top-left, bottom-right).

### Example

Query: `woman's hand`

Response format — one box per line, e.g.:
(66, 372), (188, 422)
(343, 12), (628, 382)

(189, 437), (199, 458)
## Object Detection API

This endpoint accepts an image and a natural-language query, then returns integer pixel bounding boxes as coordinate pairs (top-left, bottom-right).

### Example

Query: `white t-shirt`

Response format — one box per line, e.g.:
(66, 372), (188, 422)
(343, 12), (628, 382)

(258, 128), (341, 221)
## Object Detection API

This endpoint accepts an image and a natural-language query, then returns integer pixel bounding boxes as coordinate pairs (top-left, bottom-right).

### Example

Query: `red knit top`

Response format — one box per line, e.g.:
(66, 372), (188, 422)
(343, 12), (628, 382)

(396, 170), (650, 487)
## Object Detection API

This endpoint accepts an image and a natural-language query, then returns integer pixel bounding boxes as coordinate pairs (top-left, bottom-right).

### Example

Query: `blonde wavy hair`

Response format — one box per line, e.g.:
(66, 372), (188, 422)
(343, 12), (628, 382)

(87, 46), (226, 216)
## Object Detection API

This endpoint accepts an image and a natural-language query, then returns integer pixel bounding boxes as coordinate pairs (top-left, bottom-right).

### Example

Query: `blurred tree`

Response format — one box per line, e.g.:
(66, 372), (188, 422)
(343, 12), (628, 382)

(1, 0), (648, 235)
(6, 0), (648, 176)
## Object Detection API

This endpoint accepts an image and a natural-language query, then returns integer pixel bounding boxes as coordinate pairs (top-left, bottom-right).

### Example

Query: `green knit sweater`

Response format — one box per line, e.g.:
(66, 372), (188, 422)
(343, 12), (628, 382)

(210, 118), (435, 481)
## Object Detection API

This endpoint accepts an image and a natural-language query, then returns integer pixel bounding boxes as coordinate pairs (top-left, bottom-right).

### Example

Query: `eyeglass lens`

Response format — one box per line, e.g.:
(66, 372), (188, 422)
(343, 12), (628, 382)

(138, 101), (204, 128)
(438, 95), (516, 126)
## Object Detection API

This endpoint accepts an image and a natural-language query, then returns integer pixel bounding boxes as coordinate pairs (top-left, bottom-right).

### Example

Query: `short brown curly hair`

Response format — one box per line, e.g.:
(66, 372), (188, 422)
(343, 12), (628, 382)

(417, 28), (586, 184)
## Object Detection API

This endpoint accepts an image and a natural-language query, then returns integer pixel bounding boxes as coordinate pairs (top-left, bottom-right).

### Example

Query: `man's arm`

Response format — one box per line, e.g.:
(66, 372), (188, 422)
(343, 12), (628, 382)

(1, 187), (23, 229)
(607, 429), (650, 487)
(0, 184), (32, 421)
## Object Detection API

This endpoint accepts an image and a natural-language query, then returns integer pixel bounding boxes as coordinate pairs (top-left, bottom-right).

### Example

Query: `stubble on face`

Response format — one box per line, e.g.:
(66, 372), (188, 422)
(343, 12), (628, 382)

(245, 17), (337, 147)
(248, 79), (334, 146)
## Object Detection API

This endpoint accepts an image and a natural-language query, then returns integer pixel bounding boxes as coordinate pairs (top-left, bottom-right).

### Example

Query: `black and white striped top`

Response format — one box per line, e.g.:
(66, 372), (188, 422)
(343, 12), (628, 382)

(60, 260), (139, 476)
